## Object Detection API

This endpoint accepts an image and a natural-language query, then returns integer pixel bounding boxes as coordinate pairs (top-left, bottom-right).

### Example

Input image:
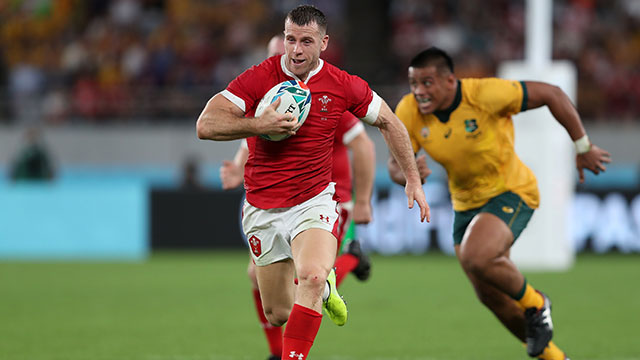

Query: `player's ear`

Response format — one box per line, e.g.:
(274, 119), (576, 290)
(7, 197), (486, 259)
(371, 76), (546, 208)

(446, 73), (456, 87)
(320, 34), (329, 52)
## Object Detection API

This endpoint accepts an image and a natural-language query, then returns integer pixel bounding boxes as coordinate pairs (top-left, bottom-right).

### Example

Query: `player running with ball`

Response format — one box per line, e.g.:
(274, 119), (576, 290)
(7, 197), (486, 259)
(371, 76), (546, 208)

(197, 5), (429, 359)
(220, 34), (376, 360)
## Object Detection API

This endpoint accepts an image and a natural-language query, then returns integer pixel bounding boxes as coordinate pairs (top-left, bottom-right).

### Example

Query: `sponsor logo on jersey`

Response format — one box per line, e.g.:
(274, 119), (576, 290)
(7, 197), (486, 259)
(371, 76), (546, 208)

(465, 119), (478, 132)
(421, 126), (430, 138)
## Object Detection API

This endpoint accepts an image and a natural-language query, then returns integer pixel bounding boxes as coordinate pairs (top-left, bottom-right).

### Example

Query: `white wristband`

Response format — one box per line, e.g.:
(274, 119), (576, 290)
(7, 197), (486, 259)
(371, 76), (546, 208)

(574, 135), (591, 154)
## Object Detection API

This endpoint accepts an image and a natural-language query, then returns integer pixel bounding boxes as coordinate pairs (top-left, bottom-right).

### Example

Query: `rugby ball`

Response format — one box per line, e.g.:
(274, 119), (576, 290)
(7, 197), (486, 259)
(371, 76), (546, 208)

(255, 80), (312, 141)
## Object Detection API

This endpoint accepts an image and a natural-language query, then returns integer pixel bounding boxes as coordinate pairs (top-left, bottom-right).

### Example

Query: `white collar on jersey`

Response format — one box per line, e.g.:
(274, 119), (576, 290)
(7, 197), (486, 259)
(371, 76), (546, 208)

(279, 54), (324, 84)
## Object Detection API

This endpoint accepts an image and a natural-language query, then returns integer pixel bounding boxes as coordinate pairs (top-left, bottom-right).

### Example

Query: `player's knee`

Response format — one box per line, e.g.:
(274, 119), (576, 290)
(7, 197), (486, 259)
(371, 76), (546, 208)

(460, 253), (490, 278)
(296, 266), (329, 292)
(263, 305), (290, 327)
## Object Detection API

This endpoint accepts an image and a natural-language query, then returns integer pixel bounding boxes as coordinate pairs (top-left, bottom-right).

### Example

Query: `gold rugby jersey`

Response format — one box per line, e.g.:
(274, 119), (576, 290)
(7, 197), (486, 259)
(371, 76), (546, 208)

(395, 78), (539, 211)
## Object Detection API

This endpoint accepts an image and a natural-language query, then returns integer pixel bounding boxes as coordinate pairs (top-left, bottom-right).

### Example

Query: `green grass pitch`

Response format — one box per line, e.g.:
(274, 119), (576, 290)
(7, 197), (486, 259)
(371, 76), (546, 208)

(1, 251), (639, 360)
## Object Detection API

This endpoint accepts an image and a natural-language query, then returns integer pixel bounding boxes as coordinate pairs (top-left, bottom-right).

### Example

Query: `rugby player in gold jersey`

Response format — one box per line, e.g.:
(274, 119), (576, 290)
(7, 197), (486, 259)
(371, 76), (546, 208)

(389, 47), (610, 360)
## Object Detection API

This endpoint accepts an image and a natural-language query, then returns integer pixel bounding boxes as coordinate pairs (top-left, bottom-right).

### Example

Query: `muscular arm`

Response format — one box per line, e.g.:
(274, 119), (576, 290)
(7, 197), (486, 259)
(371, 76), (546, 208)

(196, 93), (297, 141)
(346, 131), (375, 224)
(371, 100), (430, 222)
(525, 81), (586, 141)
(196, 94), (259, 141)
(524, 81), (611, 182)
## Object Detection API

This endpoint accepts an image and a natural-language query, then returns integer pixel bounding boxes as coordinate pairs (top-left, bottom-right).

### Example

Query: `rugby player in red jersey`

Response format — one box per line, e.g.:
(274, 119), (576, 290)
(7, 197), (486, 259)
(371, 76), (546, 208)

(198, 5), (429, 358)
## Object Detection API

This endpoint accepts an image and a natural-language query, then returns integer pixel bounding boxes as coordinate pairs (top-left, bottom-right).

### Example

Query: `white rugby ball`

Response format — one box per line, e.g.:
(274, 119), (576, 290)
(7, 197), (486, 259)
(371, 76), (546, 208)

(254, 80), (312, 141)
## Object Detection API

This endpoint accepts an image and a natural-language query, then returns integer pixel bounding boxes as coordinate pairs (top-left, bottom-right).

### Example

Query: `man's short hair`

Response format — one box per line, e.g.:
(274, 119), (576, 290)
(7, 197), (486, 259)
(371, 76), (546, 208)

(286, 5), (328, 34)
(409, 47), (454, 74)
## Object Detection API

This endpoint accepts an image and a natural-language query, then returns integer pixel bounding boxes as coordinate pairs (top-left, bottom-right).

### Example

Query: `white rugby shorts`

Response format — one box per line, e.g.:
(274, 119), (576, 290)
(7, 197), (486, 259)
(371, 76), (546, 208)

(242, 182), (339, 266)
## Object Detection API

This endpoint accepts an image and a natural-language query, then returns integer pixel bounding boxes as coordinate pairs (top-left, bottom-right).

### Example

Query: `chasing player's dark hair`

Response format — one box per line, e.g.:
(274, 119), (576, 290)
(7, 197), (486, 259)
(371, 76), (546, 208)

(410, 47), (454, 74)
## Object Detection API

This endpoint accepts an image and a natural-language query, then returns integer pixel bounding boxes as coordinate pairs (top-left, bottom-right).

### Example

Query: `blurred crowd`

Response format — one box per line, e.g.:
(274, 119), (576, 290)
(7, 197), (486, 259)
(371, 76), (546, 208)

(1, 0), (638, 124)
(389, 0), (640, 122)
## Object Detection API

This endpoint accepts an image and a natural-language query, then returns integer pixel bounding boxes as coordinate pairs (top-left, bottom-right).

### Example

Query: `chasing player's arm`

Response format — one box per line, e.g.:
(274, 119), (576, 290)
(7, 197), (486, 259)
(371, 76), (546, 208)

(220, 143), (248, 190)
(346, 131), (375, 224)
(196, 94), (298, 141)
(372, 100), (430, 222)
(388, 153), (430, 186)
(524, 81), (611, 183)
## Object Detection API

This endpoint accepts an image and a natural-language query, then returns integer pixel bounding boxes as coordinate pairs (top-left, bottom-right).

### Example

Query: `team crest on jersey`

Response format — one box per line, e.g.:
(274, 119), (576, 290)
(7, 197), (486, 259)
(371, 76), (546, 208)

(465, 119), (478, 132)
(318, 95), (332, 112)
(421, 126), (430, 138)
(249, 235), (262, 257)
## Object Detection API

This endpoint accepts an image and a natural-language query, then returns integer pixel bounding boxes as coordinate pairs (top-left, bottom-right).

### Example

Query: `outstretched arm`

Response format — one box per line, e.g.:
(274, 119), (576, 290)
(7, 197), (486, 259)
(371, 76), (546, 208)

(346, 131), (375, 224)
(196, 94), (298, 141)
(524, 81), (611, 183)
(371, 100), (430, 222)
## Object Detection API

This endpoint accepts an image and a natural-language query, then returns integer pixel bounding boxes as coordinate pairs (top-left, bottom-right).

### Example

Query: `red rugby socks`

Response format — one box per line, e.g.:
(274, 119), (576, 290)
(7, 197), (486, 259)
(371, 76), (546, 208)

(282, 304), (322, 359)
(251, 288), (283, 358)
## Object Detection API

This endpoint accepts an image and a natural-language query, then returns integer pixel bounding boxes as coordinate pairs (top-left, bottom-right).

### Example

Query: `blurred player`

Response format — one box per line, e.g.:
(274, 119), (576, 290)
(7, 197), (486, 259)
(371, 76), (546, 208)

(388, 47), (611, 360)
(198, 5), (429, 359)
(220, 35), (375, 360)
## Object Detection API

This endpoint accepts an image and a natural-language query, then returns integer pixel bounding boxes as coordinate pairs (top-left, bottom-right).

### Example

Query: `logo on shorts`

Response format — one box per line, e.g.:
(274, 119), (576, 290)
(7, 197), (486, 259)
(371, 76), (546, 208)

(502, 206), (515, 214)
(249, 235), (262, 256)
(319, 214), (330, 223)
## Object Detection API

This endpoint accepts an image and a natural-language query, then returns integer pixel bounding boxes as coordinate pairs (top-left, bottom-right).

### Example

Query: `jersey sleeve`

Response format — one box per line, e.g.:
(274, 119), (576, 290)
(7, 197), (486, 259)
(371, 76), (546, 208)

(343, 73), (381, 125)
(221, 61), (272, 114)
(471, 78), (525, 117)
(336, 112), (364, 145)
(394, 95), (421, 153)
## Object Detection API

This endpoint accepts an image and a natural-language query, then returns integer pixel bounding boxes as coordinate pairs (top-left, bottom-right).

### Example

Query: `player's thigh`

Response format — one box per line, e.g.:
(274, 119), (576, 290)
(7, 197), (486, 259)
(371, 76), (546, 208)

(459, 191), (534, 260)
(460, 212), (513, 262)
(255, 258), (296, 310)
(288, 182), (340, 275)
(291, 228), (338, 278)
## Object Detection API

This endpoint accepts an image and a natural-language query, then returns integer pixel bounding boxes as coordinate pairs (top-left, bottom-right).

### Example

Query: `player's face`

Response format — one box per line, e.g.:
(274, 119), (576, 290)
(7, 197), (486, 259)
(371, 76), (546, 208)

(408, 66), (456, 115)
(284, 19), (328, 81)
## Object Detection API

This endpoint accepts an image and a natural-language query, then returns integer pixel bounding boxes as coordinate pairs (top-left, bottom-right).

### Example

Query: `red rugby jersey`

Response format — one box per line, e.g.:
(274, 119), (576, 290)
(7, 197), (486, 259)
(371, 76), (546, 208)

(221, 55), (380, 209)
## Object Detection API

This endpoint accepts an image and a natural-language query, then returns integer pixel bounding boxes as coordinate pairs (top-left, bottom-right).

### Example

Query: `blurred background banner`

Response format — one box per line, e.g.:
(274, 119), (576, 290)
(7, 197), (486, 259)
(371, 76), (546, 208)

(0, 181), (148, 260)
(1, 0), (638, 260)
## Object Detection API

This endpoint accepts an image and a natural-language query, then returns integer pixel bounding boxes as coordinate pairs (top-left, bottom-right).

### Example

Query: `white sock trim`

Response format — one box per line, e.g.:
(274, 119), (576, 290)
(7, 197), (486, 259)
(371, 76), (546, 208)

(322, 281), (330, 301)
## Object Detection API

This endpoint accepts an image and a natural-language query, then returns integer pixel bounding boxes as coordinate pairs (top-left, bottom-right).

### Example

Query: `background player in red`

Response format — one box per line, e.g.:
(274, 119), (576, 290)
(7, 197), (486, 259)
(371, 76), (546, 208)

(220, 35), (376, 360)
(197, 5), (429, 359)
